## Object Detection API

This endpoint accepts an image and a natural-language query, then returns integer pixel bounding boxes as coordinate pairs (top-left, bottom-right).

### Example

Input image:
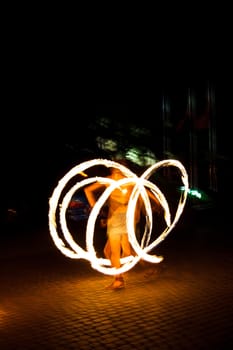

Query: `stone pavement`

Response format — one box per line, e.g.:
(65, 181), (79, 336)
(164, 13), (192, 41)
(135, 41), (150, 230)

(1, 207), (233, 349)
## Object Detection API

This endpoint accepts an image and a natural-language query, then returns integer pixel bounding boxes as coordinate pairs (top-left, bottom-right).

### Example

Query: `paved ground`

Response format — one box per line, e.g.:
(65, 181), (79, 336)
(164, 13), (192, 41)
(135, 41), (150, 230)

(1, 206), (233, 349)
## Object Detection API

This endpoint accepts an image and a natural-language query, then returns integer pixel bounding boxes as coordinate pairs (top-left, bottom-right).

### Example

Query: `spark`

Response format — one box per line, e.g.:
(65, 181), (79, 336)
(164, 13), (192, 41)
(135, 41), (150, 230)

(48, 159), (189, 275)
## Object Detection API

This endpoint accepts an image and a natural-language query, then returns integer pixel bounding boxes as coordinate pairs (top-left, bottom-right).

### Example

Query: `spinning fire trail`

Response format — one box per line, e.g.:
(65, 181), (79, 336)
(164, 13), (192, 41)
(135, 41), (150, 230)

(48, 159), (189, 275)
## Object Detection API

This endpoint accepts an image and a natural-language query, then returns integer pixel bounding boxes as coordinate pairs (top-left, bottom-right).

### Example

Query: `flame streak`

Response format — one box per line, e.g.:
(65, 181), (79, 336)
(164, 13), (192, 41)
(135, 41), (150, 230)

(48, 159), (189, 275)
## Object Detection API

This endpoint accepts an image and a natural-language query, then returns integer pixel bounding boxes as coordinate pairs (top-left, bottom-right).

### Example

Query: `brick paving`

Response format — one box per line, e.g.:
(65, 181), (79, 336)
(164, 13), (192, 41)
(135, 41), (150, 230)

(1, 210), (233, 349)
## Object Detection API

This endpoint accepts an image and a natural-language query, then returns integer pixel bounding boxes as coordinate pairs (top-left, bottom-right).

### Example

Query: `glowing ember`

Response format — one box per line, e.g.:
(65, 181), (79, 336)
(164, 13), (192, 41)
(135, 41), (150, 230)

(48, 159), (189, 275)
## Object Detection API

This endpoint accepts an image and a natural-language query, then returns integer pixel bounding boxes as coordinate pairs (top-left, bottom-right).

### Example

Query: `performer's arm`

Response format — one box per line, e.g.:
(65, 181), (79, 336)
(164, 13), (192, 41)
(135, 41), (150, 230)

(84, 182), (105, 208)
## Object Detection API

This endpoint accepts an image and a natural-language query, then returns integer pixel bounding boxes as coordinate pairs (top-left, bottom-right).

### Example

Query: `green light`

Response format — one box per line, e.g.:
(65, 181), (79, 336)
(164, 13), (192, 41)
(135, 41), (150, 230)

(180, 186), (202, 199)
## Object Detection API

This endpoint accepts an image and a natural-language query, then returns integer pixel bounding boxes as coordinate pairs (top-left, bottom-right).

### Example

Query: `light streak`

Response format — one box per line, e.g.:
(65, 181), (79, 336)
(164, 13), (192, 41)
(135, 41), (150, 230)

(48, 159), (189, 275)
